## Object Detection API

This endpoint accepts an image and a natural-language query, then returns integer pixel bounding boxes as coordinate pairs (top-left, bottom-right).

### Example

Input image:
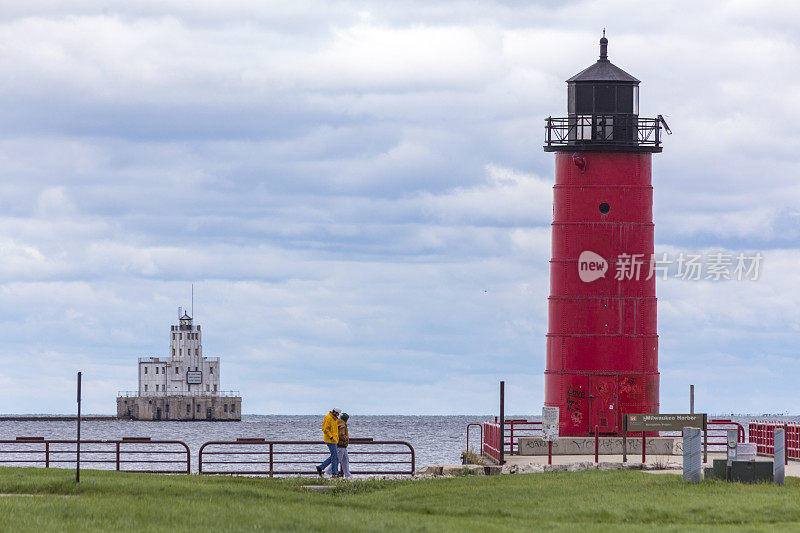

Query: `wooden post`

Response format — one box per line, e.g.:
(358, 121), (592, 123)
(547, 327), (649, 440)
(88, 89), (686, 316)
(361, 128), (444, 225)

(622, 416), (627, 463)
(594, 426), (599, 463)
(548, 441), (552, 465)
(76, 371), (81, 483)
(703, 414), (708, 464)
(641, 432), (646, 464)
(269, 443), (274, 478)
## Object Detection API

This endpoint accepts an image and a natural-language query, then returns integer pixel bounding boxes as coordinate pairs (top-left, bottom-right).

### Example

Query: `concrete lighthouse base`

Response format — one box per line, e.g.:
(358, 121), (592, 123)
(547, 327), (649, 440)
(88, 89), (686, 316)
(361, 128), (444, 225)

(517, 436), (682, 456)
(117, 395), (242, 421)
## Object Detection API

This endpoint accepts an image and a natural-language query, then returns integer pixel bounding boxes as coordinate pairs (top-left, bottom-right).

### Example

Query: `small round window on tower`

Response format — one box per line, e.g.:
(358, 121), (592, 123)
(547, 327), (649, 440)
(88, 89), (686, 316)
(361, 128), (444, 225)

(599, 202), (610, 214)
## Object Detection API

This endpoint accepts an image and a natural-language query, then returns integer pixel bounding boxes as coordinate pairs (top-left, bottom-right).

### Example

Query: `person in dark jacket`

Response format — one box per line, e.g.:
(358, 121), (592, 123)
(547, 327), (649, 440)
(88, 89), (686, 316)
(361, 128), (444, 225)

(337, 413), (351, 478)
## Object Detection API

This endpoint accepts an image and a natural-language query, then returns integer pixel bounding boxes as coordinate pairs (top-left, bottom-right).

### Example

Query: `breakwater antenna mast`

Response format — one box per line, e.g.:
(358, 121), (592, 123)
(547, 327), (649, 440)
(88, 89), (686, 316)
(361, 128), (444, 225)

(543, 33), (668, 436)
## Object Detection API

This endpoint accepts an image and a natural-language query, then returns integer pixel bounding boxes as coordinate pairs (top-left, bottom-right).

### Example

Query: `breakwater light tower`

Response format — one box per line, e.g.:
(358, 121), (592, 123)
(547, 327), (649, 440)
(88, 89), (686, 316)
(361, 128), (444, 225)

(543, 33), (667, 436)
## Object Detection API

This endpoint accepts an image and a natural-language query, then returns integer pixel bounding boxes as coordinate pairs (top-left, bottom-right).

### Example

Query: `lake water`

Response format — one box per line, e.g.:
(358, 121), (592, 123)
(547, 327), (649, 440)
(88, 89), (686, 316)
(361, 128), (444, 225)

(0, 414), (792, 475)
(0, 415), (495, 474)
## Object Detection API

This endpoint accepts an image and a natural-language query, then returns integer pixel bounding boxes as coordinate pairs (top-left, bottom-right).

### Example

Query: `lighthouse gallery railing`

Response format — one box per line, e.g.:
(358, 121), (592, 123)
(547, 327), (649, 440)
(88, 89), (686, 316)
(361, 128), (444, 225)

(545, 115), (662, 148)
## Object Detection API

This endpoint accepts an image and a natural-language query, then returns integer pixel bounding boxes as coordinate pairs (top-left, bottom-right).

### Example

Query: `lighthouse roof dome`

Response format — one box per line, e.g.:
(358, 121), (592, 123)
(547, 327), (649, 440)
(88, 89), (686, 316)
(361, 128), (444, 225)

(566, 61), (639, 83)
(566, 33), (639, 84)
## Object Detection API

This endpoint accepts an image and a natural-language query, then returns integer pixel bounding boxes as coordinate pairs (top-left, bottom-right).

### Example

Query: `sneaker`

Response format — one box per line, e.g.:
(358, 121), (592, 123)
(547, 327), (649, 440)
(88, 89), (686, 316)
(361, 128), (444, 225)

(316, 466), (323, 477)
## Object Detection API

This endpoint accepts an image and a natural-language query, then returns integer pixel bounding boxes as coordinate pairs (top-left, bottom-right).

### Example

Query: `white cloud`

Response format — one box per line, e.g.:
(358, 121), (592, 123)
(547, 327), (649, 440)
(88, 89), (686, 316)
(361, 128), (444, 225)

(0, 1), (796, 416)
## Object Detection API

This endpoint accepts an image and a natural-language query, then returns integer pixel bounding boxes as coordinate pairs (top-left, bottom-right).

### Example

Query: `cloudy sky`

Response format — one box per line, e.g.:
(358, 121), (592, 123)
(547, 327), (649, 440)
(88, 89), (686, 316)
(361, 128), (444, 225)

(0, 0), (798, 415)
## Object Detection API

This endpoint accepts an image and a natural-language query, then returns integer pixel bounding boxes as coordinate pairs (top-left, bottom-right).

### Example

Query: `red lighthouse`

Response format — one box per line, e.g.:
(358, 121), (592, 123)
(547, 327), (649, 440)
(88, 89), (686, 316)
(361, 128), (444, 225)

(543, 34), (666, 436)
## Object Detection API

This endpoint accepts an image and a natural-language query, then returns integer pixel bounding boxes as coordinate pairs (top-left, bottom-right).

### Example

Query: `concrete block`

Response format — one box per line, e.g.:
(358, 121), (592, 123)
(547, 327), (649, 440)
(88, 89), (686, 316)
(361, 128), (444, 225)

(622, 463), (645, 470)
(568, 461), (595, 472)
(775, 428), (786, 486)
(484, 466), (502, 476)
(414, 464), (443, 476)
(302, 485), (336, 492)
(441, 465), (466, 476)
(466, 465), (485, 475)
(682, 427), (702, 483)
(517, 436), (680, 456)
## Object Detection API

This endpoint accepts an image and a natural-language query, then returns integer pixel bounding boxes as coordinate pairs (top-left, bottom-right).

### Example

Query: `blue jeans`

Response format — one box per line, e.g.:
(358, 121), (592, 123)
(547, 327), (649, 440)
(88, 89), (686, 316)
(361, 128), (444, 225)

(319, 442), (339, 475)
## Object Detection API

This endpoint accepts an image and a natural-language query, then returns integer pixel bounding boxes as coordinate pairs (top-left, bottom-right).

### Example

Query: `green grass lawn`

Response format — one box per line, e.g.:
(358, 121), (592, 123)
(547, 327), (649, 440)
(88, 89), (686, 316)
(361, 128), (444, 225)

(0, 467), (798, 532)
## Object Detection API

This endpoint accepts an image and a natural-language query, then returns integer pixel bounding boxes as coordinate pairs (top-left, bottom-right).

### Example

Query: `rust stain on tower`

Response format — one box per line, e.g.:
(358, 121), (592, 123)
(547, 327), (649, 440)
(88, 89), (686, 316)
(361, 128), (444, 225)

(543, 33), (668, 436)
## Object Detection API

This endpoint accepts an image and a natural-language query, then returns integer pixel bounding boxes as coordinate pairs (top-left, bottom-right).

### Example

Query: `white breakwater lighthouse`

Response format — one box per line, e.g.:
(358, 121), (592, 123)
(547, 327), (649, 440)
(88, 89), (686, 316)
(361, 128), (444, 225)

(117, 308), (242, 421)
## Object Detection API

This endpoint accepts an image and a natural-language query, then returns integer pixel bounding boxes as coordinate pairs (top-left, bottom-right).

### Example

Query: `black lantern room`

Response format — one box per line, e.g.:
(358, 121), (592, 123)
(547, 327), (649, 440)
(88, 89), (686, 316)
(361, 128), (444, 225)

(544, 33), (663, 152)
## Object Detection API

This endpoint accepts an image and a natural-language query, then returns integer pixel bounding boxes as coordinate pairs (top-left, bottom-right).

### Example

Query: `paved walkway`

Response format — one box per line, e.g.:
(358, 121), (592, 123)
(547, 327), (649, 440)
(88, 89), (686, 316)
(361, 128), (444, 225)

(503, 452), (800, 477)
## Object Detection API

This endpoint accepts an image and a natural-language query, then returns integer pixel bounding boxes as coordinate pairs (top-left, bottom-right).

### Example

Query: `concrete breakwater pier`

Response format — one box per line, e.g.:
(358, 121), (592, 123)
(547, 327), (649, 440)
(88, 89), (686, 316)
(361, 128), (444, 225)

(0, 416), (120, 422)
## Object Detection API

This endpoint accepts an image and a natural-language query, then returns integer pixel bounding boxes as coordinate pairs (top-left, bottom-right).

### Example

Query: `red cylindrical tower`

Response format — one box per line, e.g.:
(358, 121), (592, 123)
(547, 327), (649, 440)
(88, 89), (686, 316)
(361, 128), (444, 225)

(543, 34), (665, 436)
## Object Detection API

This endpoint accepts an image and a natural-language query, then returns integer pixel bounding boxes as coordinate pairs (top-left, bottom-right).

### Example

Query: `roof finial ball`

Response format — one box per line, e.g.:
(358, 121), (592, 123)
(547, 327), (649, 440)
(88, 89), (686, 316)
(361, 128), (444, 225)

(599, 29), (608, 62)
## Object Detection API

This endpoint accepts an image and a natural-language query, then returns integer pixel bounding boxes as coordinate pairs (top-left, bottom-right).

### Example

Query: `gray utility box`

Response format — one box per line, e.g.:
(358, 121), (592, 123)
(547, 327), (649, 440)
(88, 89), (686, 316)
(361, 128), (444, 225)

(710, 459), (727, 480)
(730, 460), (773, 483)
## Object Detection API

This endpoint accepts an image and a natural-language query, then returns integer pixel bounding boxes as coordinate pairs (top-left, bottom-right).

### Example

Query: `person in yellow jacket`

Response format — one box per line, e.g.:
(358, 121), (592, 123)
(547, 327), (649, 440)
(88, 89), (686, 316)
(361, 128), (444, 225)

(316, 407), (341, 477)
(323, 412), (352, 478)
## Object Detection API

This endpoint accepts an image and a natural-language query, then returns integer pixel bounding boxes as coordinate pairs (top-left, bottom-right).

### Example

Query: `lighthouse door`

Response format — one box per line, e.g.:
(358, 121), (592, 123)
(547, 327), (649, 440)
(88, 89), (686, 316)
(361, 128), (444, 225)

(588, 376), (618, 434)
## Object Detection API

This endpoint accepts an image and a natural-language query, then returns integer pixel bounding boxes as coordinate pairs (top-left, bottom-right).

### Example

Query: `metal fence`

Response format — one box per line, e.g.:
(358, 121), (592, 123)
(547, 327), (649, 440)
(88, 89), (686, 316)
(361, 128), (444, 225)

(0, 437), (190, 473)
(478, 418), (746, 461)
(198, 438), (415, 476)
(658, 420), (745, 449)
(749, 422), (800, 459)
(482, 422), (502, 462)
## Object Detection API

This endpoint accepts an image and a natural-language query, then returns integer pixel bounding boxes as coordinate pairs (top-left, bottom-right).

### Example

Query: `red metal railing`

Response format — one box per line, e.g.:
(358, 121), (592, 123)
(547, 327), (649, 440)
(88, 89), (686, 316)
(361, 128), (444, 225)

(480, 419), (541, 459)
(0, 437), (190, 473)
(198, 439), (415, 476)
(749, 422), (800, 459)
(483, 422), (502, 461)
(503, 419), (542, 455)
(466, 423), (483, 453)
(476, 418), (744, 459)
(658, 420), (745, 449)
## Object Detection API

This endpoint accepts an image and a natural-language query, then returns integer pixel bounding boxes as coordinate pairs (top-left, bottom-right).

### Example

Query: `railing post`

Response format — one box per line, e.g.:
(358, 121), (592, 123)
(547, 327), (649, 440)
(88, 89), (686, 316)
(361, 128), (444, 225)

(785, 424), (789, 465)
(642, 432), (646, 464)
(510, 422), (514, 456)
(548, 441), (552, 465)
(499, 380), (505, 465)
(623, 416), (627, 463)
(76, 371), (81, 484)
(269, 443), (274, 478)
(116, 442), (121, 471)
(594, 426), (599, 463)
(703, 414), (707, 464)
(45, 442), (49, 468)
